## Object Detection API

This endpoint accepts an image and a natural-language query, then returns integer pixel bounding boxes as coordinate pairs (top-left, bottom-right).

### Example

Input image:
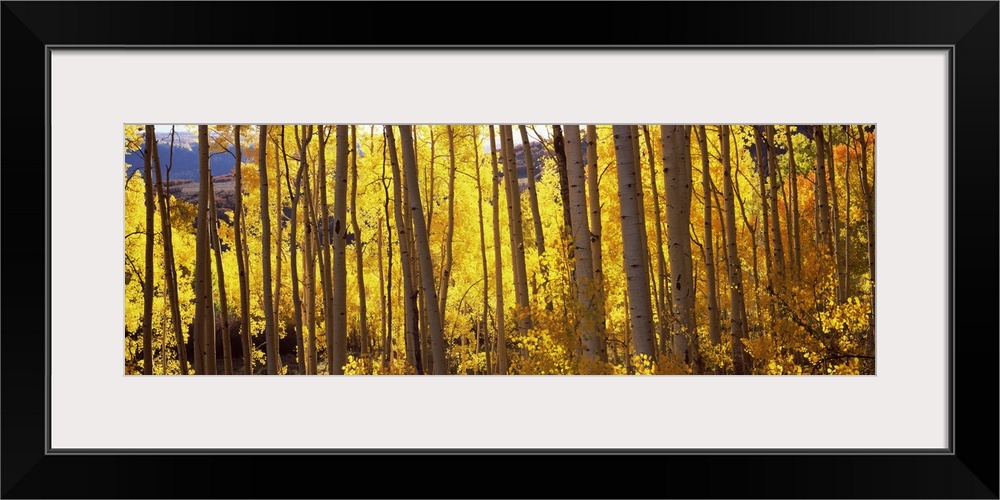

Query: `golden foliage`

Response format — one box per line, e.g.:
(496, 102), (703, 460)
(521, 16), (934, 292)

(126, 124), (875, 375)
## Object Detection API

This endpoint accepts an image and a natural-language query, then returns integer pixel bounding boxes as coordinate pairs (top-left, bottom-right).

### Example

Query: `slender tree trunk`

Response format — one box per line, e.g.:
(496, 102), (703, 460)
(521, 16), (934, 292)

(710, 184), (730, 283)
(489, 126), (508, 374)
(299, 129), (318, 374)
(734, 168), (762, 334)
(160, 302), (168, 371)
(151, 125), (188, 374)
(519, 125), (545, 254)
(266, 139), (285, 369)
(498, 126), (518, 309)
(696, 126), (722, 345)
(766, 126), (786, 289)
(274, 130), (291, 351)
(753, 127), (773, 291)
(256, 125), (278, 375)
(316, 127), (337, 374)
(826, 128), (844, 302)
(554, 126), (577, 364)
(381, 136), (394, 367)
(231, 126), (253, 374)
(303, 211), (316, 374)
(208, 176), (234, 374)
(189, 181), (206, 375)
(777, 131), (793, 279)
(501, 125), (532, 332)
(814, 127), (831, 251)
(844, 126), (851, 298)
(402, 149), (427, 373)
(629, 125), (654, 314)
(424, 127), (435, 234)
(662, 125), (697, 367)
(585, 125), (609, 362)
(272, 134), (285, 356)
(856, 126), (875, 284)
(586, 125), (604, 276)
(642, 125), (670, 354)
(398, 125), (447, 375)
(347, 126), (370, 361)
(613, 126), (656, 358)
(297, 126), (317, 374)
(472, 127), (491, 374)
(565, 125), (605, 367)
(785, 126), (802, 277)
(196, 125), (217, 374)
(310, 134), (327, 371)
(780, 161), (794, 280)
(438, 126), (457, 326)
(141, 126), (156, 374)
(681, 126), (699, 366)
(720, 126), (752, 374)
(855, 125), (875, 356)
(385, 127), (422, 374)
(552, 126), (574, 254)
(377, 149), (389, 365)
(416, 244), (431, 372)
(329, 125), (350, 374)
(376, 217), (388, 365)
(284, 127), (307, 374)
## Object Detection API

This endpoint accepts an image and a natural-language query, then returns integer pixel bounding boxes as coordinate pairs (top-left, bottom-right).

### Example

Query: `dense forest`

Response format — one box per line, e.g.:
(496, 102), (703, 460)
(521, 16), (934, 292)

(124, 124), (875, 375)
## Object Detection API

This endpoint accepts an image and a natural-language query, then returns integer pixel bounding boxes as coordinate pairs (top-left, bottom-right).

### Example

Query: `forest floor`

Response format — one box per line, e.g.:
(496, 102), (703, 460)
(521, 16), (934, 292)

(228, 354), (306, 375)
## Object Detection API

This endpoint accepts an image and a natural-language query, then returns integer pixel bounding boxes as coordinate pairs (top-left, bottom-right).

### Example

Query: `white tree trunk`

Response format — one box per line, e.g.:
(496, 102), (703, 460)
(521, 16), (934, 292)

(613, 126), (656, 358)
(565, 125), (604, 365)
(662, 125), (697, 367)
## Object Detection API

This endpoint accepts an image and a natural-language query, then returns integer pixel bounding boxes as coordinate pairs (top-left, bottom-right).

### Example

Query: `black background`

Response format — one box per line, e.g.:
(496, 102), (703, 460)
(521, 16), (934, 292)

(2, 2), (997, 498)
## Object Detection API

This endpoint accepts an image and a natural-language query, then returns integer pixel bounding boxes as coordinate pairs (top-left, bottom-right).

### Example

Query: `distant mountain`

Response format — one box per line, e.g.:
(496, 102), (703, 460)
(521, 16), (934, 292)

(125, 141), (241, 181)
(125, 127), (584, 190)
(512, 140), (549, 182)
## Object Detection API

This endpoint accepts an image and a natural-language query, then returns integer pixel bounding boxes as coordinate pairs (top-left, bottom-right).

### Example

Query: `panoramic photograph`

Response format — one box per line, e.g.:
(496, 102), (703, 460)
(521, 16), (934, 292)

(124, 124), (875, 375)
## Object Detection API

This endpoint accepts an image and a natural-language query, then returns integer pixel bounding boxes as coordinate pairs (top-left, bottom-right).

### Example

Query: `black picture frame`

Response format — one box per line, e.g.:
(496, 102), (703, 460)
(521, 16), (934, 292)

(2, 2), (996, 498)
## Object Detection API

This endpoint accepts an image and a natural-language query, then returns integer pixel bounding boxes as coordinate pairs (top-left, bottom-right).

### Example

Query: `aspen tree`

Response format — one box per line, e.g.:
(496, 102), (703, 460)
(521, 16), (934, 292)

(766, 125), (786, 287)
(720, 126), (752, 374)
(501, 125), (531, 332)
(399, 125), (447, 374)
(232, 125), (253, 374)
(697, 126), (722, 345)
(150, 125), (188, 374)
(208, 175), (234, 374)
(642, 125), (670, 353)
(438, 126), (457, 326)
(565, 125), (605, 365)
(385, 126), (422, 373)
(613, 126), (655, 358)
(471, 126), (491, 373)
(331, 125), (349, 374)
(519, 125), (545, 255)
(489, 126), (508, 374)
(141, 126), (155, 374)
(586, 125), (609, 361)
(784, 126), (802, 277)
(259, 125), (277, 375)
(350, 126), (370, 360)
(662, 125), (697, 366)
